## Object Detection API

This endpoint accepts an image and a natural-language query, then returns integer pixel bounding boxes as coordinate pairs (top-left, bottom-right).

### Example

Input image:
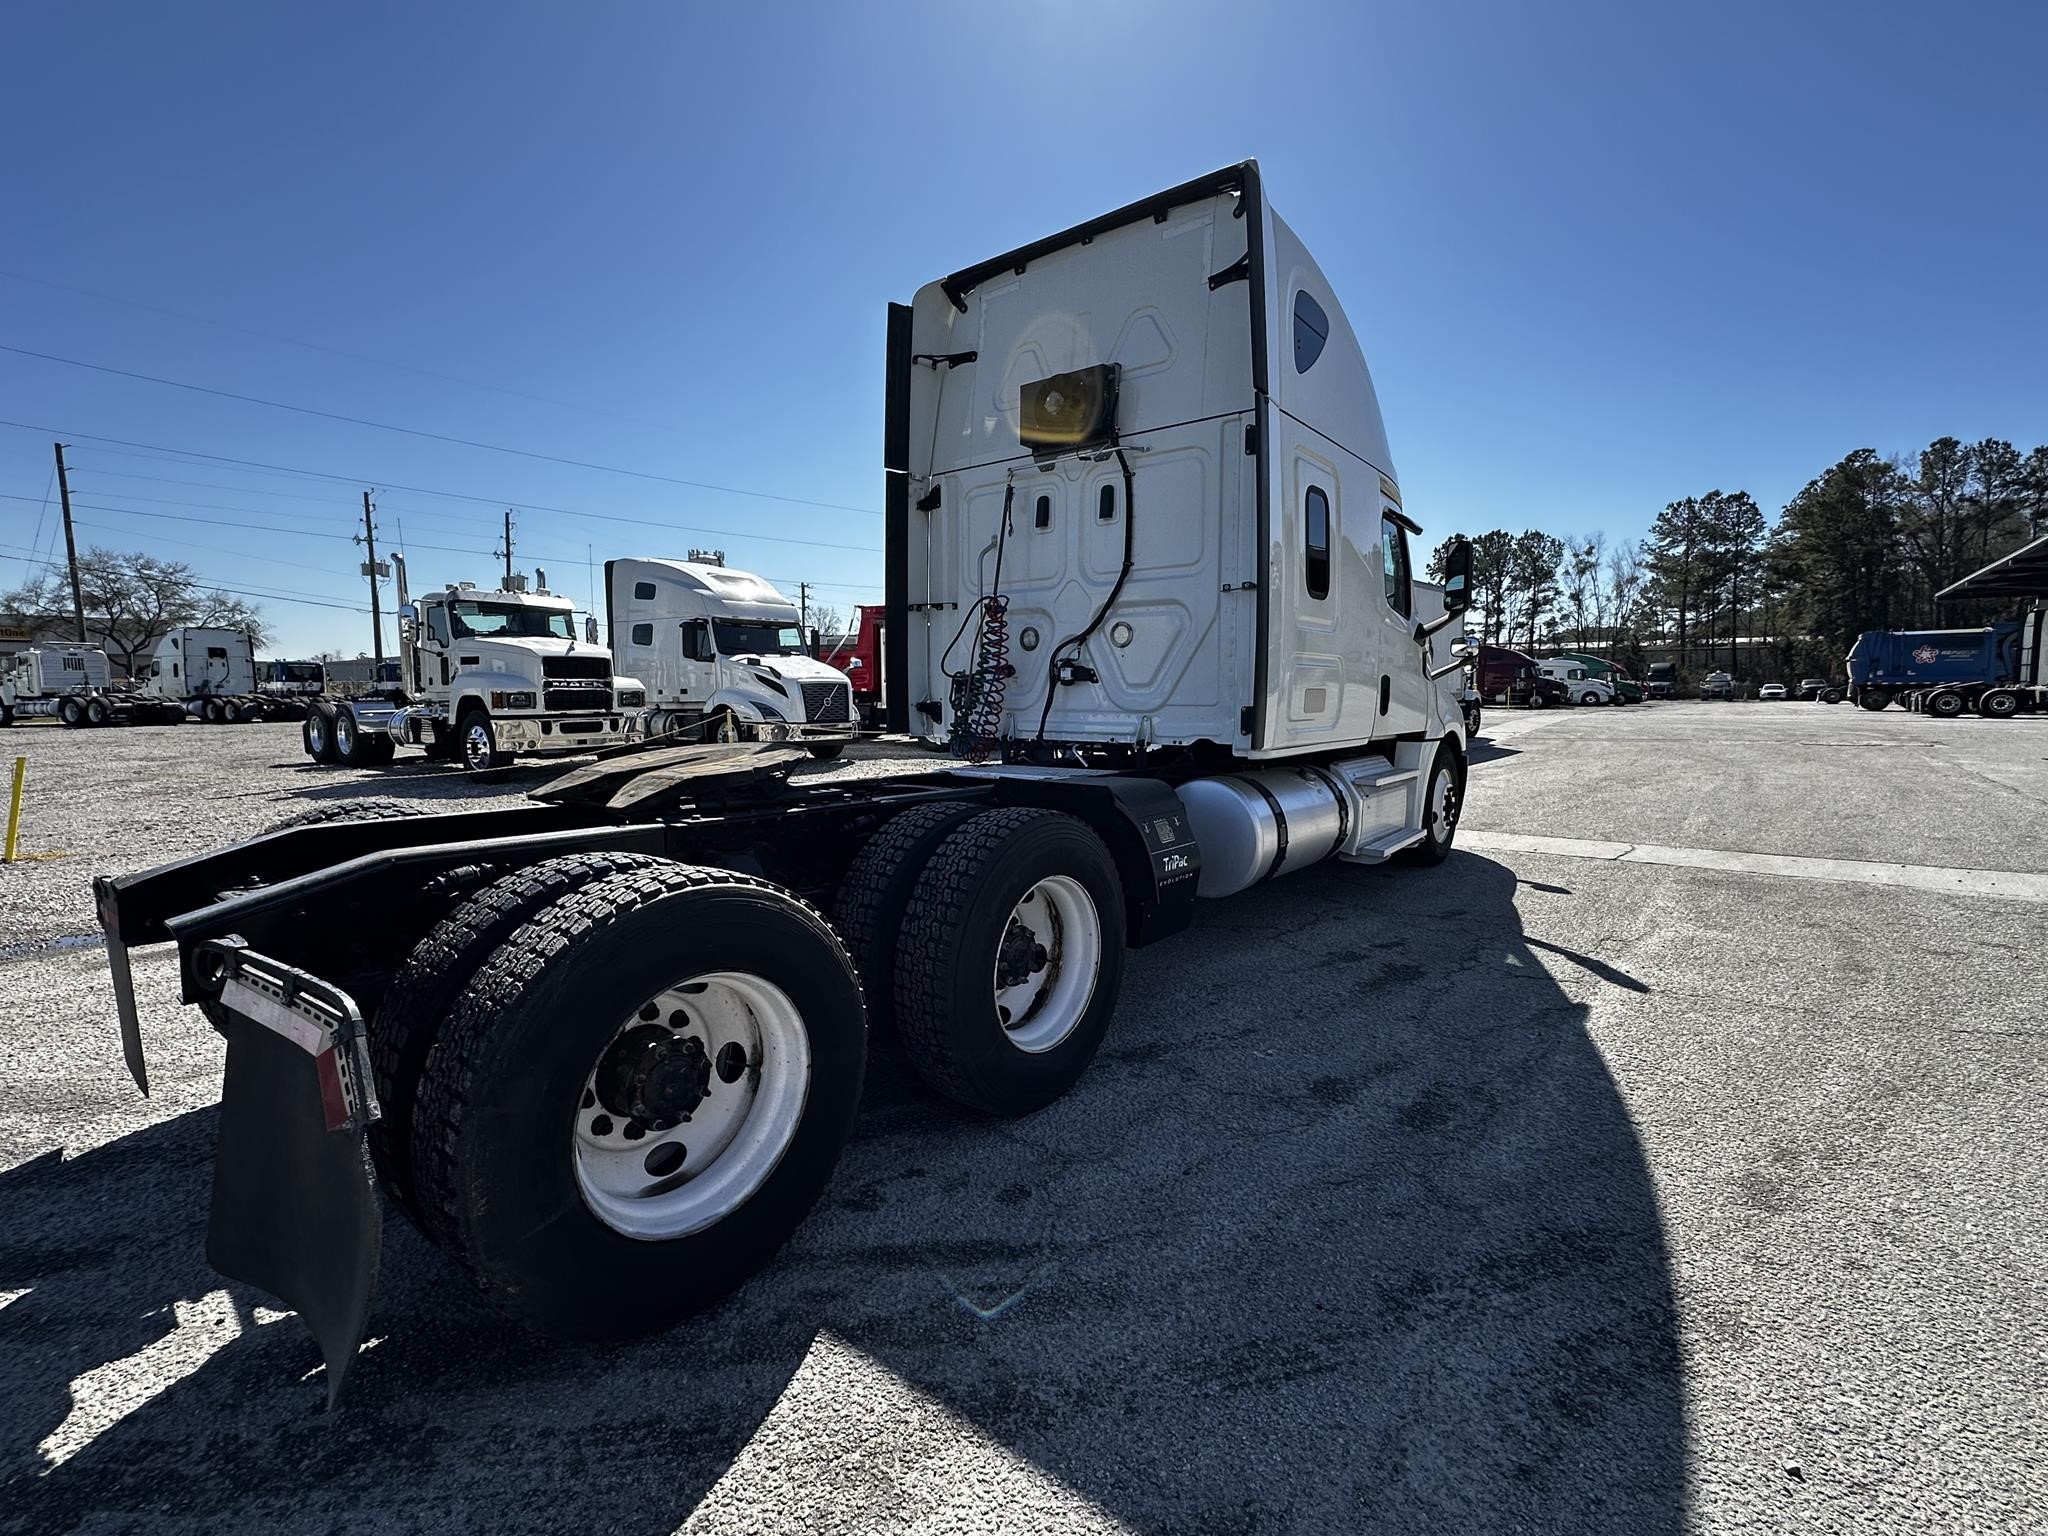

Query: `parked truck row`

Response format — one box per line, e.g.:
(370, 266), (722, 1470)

(97, 163), (1484, 1398)
(1, 631), (323, 728)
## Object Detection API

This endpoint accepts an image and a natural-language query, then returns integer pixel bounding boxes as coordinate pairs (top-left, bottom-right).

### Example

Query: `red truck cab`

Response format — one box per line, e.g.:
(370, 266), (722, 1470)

(1476, 644), (1570, 709)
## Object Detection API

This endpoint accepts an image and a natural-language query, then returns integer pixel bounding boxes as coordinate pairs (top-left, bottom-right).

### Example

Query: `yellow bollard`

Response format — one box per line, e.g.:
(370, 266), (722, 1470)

(4, 756), (22, 864)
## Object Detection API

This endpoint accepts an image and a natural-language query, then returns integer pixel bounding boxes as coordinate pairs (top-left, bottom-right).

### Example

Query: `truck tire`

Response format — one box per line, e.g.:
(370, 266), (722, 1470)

(457, 706), (510, 772)
(1531, 691), (1552, 709)
(333, 705), (385, 767)
(833, 802), (981, 1031)
(1927, 690), (1966, 719)
(304, 702), (342, 763)
(411, 864), (866, 1338)
(85, 696), (112, 727)
(806, 743), (846, 761)
(1396, 742), (1466, 867)
(1979, 690), (2019, 719)
(0, 702), (11, 728)
(894, 807), (1126, 1117)
(373, 850), (672, 1228)
(58, 697), (85, 728)
(1858, 689), (1891, 711)
(1581, 690), (1603, 707)
(265, 797), (428, 832)
(1820, 688), (1845, 705)
(711, 709), (754, 744)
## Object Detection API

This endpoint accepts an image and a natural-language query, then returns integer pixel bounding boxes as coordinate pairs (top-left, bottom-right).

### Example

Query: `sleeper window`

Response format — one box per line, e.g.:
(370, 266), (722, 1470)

(630, 623), (654, 647)
(1304, 486), (1330, 601)
(1294, 290), (1329, 373)
(1381, 516), (1412, 617)
(633, 581), (657, 601)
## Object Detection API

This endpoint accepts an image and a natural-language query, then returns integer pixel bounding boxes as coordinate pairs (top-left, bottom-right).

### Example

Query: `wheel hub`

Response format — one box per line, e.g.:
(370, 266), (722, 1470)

(996, 913), (1050, 989)
(595, 1025), (713, 1125)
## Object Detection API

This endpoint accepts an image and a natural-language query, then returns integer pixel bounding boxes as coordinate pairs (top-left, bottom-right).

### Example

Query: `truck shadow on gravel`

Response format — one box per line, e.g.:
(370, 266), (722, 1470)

(0, 852), (1684, 1535)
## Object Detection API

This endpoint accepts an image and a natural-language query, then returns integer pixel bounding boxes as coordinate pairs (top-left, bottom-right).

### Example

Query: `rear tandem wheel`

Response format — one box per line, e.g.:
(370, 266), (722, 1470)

(408, 862), (867, 1338)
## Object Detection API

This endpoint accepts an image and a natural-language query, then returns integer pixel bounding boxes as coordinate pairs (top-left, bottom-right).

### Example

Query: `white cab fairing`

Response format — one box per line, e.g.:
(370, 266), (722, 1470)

(894, 162), (1433, 763)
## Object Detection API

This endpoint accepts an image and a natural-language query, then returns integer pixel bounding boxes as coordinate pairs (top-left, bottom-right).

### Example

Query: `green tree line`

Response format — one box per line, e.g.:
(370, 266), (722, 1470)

(1431, 436), (2047, 680)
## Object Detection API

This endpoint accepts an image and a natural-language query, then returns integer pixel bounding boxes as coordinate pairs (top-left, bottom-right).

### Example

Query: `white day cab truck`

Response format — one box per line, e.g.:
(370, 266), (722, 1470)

(3, 631), (306, 727)
(96, 163), (1476, 1400)
(606, 557), (857, 758)
(301, 555), (644, 772)
(1536, 657), (1615, 706)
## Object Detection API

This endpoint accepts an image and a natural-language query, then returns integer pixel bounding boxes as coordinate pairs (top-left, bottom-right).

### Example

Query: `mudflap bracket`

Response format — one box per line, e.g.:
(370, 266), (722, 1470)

(192, 937), (383, 1407)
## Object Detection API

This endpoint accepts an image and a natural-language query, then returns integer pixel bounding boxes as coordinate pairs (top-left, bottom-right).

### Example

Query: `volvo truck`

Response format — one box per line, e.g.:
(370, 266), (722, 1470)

(606, 558), (856, 759)
(94, 163), (1476, 1400)
(300, 556), (642, 772)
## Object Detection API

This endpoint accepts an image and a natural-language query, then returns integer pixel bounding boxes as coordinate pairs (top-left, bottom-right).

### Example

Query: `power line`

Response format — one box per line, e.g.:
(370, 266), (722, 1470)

(1, 422), (881, 551)
(0, 346), (883, 515)
(0, 267), (685, 435)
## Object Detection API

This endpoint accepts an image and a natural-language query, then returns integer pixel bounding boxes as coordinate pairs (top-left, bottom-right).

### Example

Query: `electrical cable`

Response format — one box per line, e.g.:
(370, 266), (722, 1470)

(937, 480), (1014, 762)
(0, 347), (882, 515)
(1035, 447), (1137, 744)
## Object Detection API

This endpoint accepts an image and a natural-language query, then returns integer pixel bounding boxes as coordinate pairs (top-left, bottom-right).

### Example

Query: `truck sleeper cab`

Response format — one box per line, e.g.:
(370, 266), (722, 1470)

(607, 557), (856, 759)
(1537, 658), (1614, 706)
(93, 163), (1476, 1398)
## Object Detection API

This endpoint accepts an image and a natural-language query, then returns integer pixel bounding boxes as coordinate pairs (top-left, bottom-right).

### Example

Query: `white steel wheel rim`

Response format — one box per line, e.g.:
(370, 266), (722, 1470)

(572, 971), (811, 1240)
(464, 720), (492, 767)
(992, 874), (1103, 1054)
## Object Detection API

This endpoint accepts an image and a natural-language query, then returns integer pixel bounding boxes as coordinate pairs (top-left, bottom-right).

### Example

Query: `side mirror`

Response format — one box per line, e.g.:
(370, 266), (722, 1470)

(1441, 538), (1472, 615)
(396, 603), (418, 622)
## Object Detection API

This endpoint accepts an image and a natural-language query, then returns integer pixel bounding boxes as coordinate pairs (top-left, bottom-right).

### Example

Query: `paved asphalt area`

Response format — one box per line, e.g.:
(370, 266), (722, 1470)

(1, 706), (2042, 1534)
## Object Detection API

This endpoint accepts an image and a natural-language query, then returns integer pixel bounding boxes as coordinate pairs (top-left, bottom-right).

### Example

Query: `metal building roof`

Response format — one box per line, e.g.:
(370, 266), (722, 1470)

(1936, 532), (2048, 601)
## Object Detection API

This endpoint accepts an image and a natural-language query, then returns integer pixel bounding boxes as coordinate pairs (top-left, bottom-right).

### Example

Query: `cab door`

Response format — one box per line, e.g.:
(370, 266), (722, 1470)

(1378, 513), (1429, 735)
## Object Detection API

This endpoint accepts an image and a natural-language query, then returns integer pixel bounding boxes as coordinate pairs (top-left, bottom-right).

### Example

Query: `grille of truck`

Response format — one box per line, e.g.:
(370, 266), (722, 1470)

(545, 686), (613, 712)
(543, 656), (610, 680)
(800, 682), (851, 724)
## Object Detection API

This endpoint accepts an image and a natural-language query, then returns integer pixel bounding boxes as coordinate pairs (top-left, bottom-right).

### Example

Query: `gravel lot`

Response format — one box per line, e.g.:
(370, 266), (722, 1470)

(2, 706), (2042, 1534)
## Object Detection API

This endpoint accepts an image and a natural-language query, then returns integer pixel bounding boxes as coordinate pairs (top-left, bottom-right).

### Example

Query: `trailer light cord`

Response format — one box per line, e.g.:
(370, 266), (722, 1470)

(937, 479), (1015, 761)
(1034, 446), (1136, 745)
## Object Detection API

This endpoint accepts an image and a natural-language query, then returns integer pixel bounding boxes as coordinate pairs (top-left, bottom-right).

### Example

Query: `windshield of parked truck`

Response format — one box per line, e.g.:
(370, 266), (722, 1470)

(713, 620), (806, 656)
(450, 602), (574, 641)
(275, 662), (323, 683)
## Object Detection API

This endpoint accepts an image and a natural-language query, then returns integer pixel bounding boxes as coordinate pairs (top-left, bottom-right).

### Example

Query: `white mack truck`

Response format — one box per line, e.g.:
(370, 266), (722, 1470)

(300, 554), (643, 771)
(95, 163), (1475, 1401)
(607, 556), (856, 759)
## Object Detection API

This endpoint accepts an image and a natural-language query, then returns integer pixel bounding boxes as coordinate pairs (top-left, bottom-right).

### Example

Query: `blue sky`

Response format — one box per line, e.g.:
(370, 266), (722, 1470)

(3, 0), (2043, 657)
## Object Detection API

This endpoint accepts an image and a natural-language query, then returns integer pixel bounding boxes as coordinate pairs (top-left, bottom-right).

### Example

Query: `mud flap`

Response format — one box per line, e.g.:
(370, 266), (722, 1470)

(195, 940), (382, 1408)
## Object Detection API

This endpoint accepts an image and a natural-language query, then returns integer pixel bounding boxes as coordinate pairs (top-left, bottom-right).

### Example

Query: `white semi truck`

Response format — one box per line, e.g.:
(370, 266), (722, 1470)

(301, 555), (643, 771)
(1, 644), (114, 726)
(96, 163), (1475, 1399)
(3, 631), (304, 726)
(1536, 657), (1615, 706)
(606, 557), (857, 759)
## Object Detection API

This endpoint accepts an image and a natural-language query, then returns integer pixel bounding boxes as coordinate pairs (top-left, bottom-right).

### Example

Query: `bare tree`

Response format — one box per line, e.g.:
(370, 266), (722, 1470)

(1, 546), (268, 676)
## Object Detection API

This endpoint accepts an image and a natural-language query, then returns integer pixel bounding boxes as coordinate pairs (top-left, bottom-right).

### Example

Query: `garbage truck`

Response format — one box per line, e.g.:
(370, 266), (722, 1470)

(606, 557), (856, 759)
(300, 556), (644, 771)
(94, 162), (1477, 1400)
(1845, 622), (2020, 711)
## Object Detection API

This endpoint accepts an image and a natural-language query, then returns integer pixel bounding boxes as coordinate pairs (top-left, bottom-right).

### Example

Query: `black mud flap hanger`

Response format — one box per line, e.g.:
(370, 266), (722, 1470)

(192, 938), (383, 1408)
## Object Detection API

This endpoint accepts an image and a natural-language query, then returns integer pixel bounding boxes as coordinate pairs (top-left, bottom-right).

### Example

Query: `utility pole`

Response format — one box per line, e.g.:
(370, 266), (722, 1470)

(497, 509), (515, 586)
(53, 442), (86, 642)
(356, 491), (385, 669)
(798, 581), (810, 630)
